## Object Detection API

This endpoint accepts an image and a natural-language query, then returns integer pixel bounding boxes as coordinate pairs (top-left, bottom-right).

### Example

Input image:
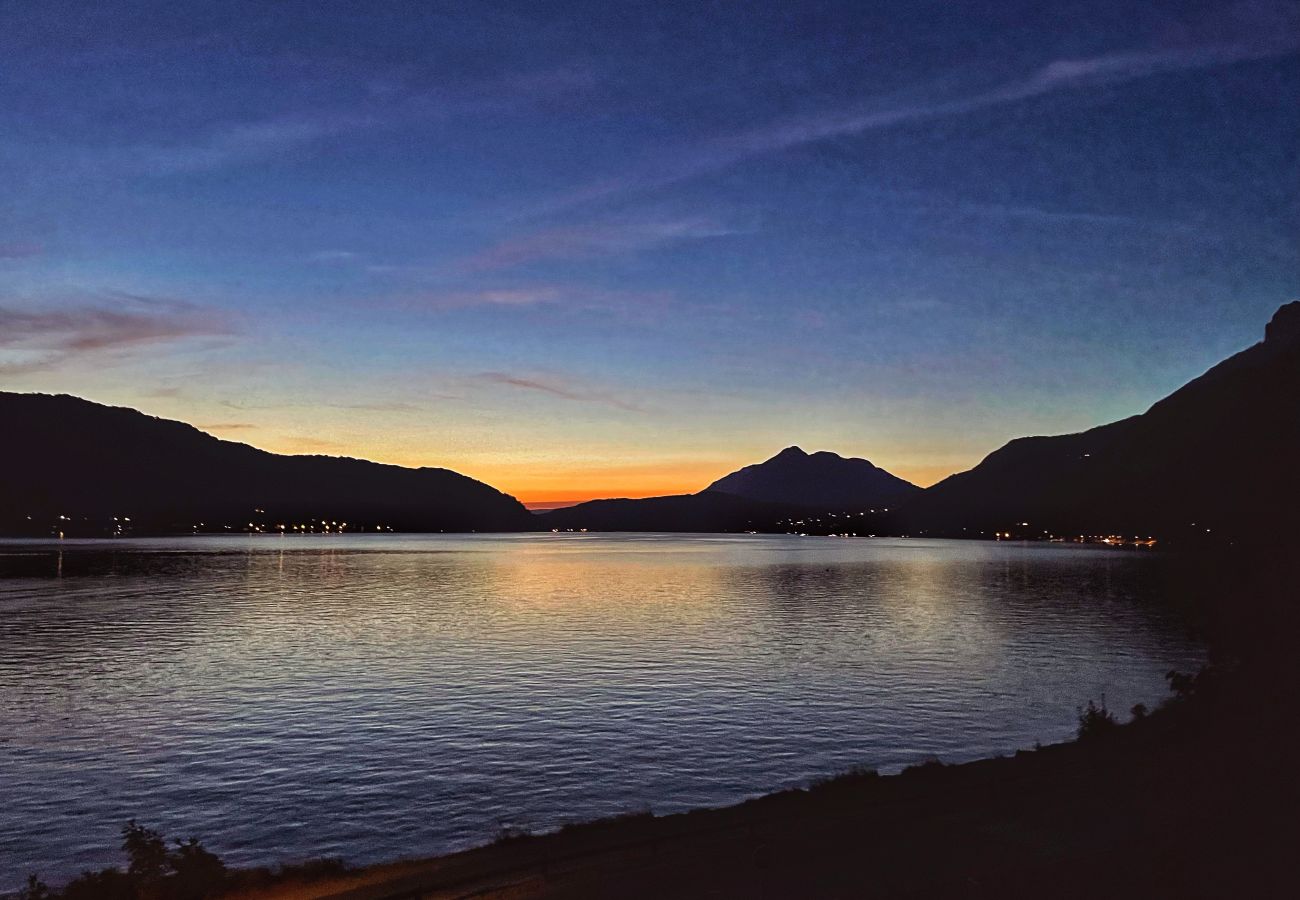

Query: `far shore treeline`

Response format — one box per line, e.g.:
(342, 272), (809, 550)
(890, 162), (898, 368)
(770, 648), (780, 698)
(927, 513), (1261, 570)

(3, 302), (1297, 545)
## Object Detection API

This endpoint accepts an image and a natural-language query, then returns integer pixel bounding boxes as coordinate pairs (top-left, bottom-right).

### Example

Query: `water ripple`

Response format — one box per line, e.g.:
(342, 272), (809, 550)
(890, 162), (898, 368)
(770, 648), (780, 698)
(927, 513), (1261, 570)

(0, 534), (1203, 887)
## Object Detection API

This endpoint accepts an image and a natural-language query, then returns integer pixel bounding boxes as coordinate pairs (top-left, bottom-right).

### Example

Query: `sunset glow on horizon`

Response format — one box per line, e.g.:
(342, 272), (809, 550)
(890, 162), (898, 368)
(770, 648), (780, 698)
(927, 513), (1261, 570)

(158, 414), (965, 507)
(2, 1), (1296, 505)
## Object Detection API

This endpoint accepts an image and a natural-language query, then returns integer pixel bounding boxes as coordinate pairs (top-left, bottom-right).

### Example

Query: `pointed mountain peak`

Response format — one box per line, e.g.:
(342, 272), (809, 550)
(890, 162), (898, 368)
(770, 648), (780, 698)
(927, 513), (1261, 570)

(706, 445), (920, 508)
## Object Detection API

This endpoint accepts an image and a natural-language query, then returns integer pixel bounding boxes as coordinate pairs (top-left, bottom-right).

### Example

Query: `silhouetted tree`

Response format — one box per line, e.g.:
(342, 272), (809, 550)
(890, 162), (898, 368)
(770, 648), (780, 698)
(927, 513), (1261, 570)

(122, 820), (169, 887)
(169, 837), (227, 899)
(1076, 698), (1118, 740)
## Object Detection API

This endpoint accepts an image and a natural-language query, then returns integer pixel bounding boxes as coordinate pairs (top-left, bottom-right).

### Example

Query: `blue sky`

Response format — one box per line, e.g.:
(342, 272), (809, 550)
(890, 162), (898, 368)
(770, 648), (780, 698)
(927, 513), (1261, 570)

(2, 0), (1297, 503)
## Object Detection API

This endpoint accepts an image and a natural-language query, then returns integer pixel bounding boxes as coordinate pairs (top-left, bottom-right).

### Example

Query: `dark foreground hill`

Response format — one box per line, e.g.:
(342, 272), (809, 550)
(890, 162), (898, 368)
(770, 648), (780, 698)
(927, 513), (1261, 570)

(706, 445), (919, 508)
(901, 301), (1300, 539)
(0, 392), (532, 534)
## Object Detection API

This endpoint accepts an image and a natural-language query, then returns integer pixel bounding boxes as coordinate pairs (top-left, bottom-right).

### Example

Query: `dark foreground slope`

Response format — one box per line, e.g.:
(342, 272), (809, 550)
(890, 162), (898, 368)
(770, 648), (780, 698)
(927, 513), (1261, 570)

(241, 701), (1293, 899)
(706, 445), (920, 508)
(0, 393), (532, 533)
(903, 302), (1300, 538)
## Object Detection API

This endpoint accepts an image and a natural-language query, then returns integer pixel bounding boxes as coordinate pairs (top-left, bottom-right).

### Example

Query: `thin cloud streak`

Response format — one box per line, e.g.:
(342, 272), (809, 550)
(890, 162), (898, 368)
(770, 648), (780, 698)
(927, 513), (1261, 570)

(308, 250), (363, 264)
(474, 371), (643, 412)
(0, 295), (233, 374)
(0, 242), (43, 259)
(405, 285), (673, 319)
(414, 287), (566, 310)
(545, 37), (1299, 210)
(120, 66), (597, 176)
(1, 65), (598, 180)
(459, 216), (743, 272)
(220, 399), (438, 412)
(133, 114), (373, 174)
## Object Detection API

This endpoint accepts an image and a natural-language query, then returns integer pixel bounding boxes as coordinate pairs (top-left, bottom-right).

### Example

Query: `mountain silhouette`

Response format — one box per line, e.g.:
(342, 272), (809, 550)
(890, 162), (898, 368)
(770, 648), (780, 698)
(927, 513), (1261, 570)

(901, 301), (1300, 539)
(539, 492), (810, 533)
(0, 392), (532, 534)
(542, 448), (916, 532)
(8, 302), (1295, 539)
(706, 445), (920, 508)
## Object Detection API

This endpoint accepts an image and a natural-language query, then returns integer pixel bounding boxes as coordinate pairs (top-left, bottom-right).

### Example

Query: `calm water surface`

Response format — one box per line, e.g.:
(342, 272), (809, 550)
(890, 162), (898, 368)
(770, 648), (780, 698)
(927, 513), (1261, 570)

(0, 534), (1203, 887)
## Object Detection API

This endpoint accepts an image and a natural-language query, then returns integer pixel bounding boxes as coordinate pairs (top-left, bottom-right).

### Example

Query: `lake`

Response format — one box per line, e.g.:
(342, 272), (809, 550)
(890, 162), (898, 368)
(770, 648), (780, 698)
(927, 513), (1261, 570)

(0, 534), (1203, 887)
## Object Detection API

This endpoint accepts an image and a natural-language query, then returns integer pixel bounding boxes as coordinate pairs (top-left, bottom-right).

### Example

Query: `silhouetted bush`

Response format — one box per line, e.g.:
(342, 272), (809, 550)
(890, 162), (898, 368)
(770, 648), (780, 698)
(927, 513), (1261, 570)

(169, 837), (227, 900)
(810, 765), (880, 790)
(123, 821), (169, 885)
(210, 856), (352, 895)
(899, 758), (946, 778)
(16, 875), (52, 900)
(1130, 702), (1148, 721)
(59, 868), (135, 900)
(27, 823), (230, 900)
(1165, 666), (1235, 704)
(23, 821), (357, 899)
(1076, 698), (1118, 740)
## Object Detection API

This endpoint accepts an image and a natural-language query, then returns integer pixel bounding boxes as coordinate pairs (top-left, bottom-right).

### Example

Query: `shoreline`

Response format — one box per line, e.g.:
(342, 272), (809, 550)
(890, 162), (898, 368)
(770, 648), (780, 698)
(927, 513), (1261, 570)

(27, 666), (1284, 900)
(208, 682), (1290, 899)
(12, 546), (1290, 899)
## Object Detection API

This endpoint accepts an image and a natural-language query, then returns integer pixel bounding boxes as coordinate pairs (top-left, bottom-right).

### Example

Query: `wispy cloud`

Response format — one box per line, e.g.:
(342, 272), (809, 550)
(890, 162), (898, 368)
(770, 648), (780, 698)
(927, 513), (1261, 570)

(115, 66), (597, 176)
(545, 37), (1299, 210)
(459, 216), (743, 272)
(0, 303), (226, 352)
(405, 284), (673, 318)
(308, 250), (363, 264)
(198, 421), (257, 431)
(945, 202), (1141, 226)
(133, 114), (372, 175)
(0, 294), (233, 374)
(413, 286), (566, 309)
(0, 242), (43, 259)
(220, 398), (435, 412)
(2, 62), (596, 180)
(474, 371), (643, 412)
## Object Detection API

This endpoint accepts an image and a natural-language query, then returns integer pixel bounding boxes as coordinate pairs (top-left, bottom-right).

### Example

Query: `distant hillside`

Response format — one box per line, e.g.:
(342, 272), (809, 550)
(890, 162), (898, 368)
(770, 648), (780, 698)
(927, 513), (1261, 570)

(12, 300), (1295, 540)
(540, 492), (807, 533)
(706, 446), (919, 508)
(901, 302), (1300, 539)
(0, 393), (533, 534)
(541, 447), (915, 533)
